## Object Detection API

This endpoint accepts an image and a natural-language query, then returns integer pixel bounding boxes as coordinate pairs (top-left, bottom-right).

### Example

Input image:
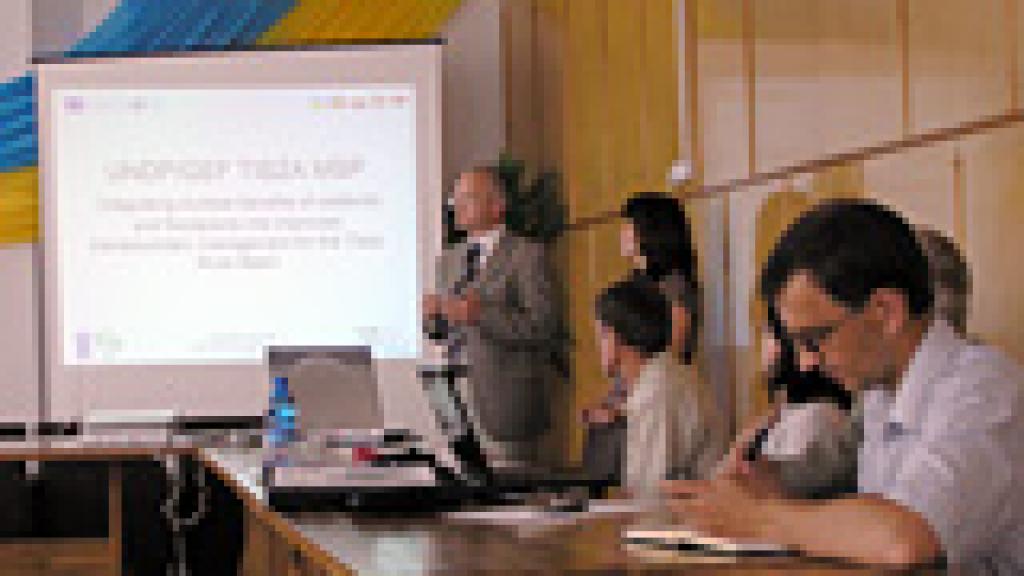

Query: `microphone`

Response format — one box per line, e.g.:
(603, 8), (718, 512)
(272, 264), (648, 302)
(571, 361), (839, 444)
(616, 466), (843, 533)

(424, 312), (450, 341)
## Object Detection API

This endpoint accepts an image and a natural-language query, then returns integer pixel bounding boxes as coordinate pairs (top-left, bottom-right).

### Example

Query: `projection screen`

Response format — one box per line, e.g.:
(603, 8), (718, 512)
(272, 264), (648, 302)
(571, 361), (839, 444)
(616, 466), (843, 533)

(37, 44), (442, 422)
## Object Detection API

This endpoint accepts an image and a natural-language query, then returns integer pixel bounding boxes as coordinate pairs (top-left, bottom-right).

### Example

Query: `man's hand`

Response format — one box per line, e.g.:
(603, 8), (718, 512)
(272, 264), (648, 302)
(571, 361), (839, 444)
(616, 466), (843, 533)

(728, 461), (786, 499)
(714, 405), (781, 478)
(664, 478), (946, 567)
(662, 476), (778, 541)
(444, 290), (481, 325)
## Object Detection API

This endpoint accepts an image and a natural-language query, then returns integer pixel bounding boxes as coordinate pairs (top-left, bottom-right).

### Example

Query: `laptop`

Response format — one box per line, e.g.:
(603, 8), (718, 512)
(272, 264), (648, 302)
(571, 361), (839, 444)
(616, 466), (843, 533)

(265, 358), (606, 512)
(266, 345), (382, 432)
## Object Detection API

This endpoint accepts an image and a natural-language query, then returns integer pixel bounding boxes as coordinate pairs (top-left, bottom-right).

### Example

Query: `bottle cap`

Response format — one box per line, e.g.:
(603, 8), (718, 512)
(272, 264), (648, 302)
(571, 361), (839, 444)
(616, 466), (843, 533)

(272, 375), (289, 398)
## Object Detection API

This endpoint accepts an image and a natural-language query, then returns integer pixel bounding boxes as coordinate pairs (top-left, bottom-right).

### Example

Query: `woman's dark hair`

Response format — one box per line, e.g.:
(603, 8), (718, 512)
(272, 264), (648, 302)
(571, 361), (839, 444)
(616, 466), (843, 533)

(622, 192), (701, 364)
(765, 306), (853, 411)
(621, 192), (698, 282)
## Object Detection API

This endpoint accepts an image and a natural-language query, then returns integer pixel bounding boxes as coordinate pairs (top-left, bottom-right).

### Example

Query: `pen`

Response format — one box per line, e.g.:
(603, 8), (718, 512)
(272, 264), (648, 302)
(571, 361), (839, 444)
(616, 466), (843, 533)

(742, 424), (772, 462)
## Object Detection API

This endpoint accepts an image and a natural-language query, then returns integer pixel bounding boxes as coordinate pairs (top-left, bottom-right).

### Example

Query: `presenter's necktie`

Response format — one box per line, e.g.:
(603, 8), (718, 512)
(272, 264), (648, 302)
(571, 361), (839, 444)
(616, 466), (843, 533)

(456, 241), (482, 295)
(448, 241), (482, 363)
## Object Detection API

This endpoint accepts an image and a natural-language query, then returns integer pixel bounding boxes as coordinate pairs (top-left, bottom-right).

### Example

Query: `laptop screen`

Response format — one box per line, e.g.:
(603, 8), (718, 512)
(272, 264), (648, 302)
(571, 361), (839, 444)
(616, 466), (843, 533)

(267, 346), (380, 432)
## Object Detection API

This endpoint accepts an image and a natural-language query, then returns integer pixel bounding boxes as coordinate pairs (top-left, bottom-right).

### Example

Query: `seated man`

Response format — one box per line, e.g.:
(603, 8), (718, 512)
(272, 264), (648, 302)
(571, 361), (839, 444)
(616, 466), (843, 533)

(665, 199), (1024, 573)
(593, 278), (722, 498)
(720, 226), (976, 502)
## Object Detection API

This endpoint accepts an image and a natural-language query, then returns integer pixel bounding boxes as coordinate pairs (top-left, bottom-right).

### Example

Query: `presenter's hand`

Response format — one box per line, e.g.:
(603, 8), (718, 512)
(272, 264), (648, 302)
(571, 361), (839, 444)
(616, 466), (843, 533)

(445, 291), (480, 325)
(662, 476), (776, 540)
(581, 405), (622, 426)
(423, 294), (443, 317)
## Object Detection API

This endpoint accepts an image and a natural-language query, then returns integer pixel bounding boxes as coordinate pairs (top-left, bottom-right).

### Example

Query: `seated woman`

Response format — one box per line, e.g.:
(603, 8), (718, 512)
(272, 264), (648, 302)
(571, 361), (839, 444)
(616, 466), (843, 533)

(582, 192), (710, 484)
(718, 306), (858, 499)
(592, 278), (723, 498)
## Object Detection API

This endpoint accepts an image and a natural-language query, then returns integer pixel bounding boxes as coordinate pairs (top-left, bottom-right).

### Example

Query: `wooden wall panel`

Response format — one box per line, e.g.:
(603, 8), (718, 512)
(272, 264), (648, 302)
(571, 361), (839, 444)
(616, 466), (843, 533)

(563, 1), (612, 220)
(564, 228), (599, 460)
(1016, 0), (1023, 108)
(505, 0), (680, 461)
(962, 127), (1024, 361)
(909, 0), (1010, 132)
(695, 0), (747, 184)
(729, 183), (777, 422)
(500, 0), (540, 172)
(686, 195), (733, 429)
(644, 0), (681, 187)
(506, 0), (1024, 448)
(534, 0), (568, 173)
(863, 145), (957, 236)
(606, 0), (648, 199)
(753, 0), (902, 174)
(686, 0), (1024, 429)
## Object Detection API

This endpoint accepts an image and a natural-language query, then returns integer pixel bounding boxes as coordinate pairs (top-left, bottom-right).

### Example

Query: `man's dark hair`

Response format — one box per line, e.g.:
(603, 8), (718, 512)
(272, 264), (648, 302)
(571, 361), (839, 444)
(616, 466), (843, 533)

(759, 199), (934, 316)
(621, 192), (698, 282)
(595, 277), (671, 358)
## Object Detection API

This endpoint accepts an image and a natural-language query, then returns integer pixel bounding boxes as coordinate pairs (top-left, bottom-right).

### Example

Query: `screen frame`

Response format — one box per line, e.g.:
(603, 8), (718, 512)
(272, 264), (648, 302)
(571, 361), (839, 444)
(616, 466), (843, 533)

(37, 44), (443, 422)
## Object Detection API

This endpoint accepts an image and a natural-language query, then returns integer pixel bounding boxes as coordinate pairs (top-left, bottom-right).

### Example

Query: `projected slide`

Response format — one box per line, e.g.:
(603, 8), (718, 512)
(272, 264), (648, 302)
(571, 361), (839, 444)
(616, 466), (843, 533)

(54, 87), (419, 364)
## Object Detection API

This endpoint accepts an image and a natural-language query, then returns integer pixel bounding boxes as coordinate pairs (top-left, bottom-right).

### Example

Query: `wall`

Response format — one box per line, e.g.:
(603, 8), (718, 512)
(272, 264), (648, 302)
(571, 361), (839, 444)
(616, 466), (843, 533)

(441, 0), (504, 186)
(0, 0), (504, 425)
(0, 0), (40, 423)
(0, 0), (121, 423)
(500, 0), (683, 461)
(682, 0), (1024, 424)
(502, 0), (1024, 458)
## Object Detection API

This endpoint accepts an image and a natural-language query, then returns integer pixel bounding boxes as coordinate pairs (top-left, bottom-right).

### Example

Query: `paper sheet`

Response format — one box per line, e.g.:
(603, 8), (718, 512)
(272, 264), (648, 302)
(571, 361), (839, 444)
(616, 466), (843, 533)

(442, 498), (649, 535)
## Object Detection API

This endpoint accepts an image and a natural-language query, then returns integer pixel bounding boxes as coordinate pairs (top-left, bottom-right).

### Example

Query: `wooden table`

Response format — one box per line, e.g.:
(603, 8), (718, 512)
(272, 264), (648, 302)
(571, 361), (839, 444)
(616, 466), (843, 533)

(201, 449), (944, 576)
(0, 440), (945, 575)
(0, 439), (194, 576)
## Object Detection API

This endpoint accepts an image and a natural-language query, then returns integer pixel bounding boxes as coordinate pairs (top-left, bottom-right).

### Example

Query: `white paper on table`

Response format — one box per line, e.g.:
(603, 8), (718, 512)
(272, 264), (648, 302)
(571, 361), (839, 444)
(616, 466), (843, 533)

(623, 525), (795, 556)
(443, 498), (651, 535)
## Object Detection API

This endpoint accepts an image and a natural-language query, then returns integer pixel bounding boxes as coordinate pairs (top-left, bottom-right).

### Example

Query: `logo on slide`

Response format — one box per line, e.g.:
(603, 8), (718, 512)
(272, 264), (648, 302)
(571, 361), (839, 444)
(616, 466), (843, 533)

(75, 331), (92, 360)
(74, 331), (123, 361)
(64, 96), (85, 114)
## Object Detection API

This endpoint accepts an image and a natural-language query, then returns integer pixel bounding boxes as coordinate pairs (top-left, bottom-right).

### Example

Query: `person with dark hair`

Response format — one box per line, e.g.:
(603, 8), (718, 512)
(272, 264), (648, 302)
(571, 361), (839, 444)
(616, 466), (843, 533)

(664, 199), (1024, 573)
(593, 277), (722, 498)
(915, 226), (972, 338)
(620, 192), (701, 364)
(423, 167), (561, 467)
(582, 192), (702, 426)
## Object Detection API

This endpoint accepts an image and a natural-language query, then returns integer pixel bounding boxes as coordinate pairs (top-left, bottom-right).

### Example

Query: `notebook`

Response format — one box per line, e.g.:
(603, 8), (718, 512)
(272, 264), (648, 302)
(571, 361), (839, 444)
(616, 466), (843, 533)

(623, 525), (797, 557)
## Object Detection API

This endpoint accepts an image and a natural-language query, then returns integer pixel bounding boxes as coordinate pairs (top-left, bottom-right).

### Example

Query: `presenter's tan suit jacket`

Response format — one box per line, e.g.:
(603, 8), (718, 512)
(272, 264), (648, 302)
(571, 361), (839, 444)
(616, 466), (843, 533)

(435, 233), (561, 442)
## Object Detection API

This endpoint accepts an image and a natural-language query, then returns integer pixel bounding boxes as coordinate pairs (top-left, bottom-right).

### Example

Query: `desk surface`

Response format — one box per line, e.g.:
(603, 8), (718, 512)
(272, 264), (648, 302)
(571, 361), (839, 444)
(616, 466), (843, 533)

(0, 437), (196, 461)
(0, 440), (942, 575)
(202, 449), (943, 575)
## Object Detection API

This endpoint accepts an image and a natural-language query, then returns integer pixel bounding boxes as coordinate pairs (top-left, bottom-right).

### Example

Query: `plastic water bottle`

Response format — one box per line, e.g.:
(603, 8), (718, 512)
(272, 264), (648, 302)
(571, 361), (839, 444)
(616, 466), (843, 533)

(266, 376), (298, 462)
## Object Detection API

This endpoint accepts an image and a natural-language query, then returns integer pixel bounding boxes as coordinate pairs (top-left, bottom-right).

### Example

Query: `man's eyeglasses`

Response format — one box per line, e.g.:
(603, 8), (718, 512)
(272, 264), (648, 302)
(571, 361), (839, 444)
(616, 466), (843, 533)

(788, 310), (857, 355)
